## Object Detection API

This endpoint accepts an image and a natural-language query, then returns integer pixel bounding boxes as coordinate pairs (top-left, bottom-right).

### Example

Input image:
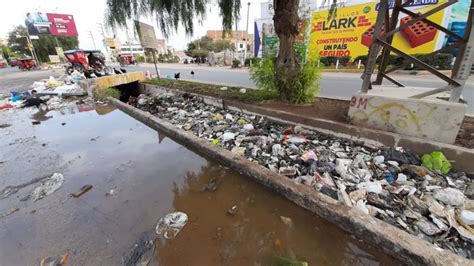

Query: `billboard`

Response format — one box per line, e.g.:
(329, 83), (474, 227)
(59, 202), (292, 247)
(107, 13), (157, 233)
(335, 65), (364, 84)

(24, 12), (77, 36)
(134, 21), (157, 49)
(308, 0), (465, 60)
(47, 13), (78, 36)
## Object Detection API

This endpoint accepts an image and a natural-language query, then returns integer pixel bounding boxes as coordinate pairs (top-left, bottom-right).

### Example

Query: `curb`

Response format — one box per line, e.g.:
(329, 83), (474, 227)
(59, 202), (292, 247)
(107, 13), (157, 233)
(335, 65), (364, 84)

(108, 96), (472, 265)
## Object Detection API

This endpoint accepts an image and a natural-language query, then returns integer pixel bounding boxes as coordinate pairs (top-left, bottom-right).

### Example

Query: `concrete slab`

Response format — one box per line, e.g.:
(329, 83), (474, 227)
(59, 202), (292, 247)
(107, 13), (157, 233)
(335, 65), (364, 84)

(348, 94), (467, 144)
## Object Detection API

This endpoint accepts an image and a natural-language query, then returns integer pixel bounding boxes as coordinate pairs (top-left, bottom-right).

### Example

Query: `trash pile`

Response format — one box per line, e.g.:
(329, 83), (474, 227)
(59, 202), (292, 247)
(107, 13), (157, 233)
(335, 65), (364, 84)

(0, 74), (88, 111)
(136, 92), (474, 259)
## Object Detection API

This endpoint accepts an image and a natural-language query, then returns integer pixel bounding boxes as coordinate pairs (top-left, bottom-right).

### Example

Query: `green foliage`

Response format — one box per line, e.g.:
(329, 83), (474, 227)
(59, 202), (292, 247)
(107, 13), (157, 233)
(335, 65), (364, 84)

(135, 54), (145, 63)
(338, 56), (351, 64)
(7, 25), (78, 62)
(144, 78), (278, 102)
(185, 36), (233, 61)
(250, 56), (278, 93)
(276, 59), (321, 104)
(157, 51), (179, 63)
(319, 56), (337, 66)
(1, 46), (16, 60)
(106, 0), (240, 37)
(244, 57), (260, 67)
(232, 59), (241, 68)
(95, 87), (120, 100)
(404, 53), (453, 70)
(353, 55), (368, 65)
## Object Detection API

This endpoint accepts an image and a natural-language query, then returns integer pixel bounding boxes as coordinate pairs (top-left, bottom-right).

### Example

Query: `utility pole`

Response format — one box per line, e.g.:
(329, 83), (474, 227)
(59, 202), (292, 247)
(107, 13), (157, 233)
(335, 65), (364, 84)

(88, 31), (97, 50)
(125, 24), (133, 58)
(97, 23), (110, 61)
(244, 1), (251, 61)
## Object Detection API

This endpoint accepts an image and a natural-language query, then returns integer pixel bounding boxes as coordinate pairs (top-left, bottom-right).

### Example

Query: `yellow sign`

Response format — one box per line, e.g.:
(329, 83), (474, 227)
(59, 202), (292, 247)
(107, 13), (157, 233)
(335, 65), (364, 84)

(308, 1), (447, 60)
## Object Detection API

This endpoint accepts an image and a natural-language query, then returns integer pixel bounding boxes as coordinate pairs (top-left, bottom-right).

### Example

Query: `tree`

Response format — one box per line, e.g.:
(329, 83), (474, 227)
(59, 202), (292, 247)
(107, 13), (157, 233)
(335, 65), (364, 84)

(106, 0), (303, 102)
(7, 25), (79, 62)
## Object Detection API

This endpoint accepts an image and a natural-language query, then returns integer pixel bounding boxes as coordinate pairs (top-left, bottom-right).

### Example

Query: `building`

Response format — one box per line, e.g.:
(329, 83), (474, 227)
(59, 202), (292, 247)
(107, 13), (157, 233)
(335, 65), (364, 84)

(206, 30), (254, 53)
(120, 43), (145, 56)
(0, 38), (7, 46)
(156, 39), (167, 54)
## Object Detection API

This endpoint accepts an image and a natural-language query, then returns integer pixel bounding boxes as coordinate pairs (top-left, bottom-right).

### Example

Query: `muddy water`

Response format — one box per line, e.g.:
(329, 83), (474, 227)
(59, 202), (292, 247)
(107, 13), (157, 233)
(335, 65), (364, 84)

(0, 102), (400, 265)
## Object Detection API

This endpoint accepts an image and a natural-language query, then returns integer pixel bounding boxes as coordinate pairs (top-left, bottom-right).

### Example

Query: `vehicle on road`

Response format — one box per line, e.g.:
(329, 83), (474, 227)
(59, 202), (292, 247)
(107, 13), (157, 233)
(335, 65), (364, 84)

(64, 49), (113, 75)
(8, 57), (18, 67)
(119, 54), (137, 67)
(17, 58), (38, 71)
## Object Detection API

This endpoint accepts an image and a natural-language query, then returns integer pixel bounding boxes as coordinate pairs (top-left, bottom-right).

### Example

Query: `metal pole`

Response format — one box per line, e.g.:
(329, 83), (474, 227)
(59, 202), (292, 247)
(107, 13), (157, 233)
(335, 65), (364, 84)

(449, 0), (474, 102)
(361, 0), (388, 93)
(152, 49), (160, 78)
(244, 2), (251, 61)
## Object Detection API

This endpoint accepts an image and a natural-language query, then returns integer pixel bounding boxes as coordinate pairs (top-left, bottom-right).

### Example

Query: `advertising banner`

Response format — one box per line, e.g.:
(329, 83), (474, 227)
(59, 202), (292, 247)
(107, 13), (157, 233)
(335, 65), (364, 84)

(24, 12), (77, 36)
(47, 13), (78, 36)
(308, 0), (458, 60)
(25, 12), (51, 35)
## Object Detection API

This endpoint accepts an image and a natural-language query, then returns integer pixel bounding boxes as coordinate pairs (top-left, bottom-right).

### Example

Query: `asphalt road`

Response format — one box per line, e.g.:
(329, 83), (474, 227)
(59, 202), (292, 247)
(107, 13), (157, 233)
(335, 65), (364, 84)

(2, 64), (473, 114)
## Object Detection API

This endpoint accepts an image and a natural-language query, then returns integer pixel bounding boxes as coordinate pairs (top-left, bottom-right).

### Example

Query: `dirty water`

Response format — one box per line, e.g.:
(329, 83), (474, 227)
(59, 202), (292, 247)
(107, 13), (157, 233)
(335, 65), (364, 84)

(0, 103), (400, 265)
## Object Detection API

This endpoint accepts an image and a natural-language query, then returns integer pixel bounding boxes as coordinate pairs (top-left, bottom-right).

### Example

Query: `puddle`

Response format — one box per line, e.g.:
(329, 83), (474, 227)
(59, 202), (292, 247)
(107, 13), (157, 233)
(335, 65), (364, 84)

(0, 103), (400, 265)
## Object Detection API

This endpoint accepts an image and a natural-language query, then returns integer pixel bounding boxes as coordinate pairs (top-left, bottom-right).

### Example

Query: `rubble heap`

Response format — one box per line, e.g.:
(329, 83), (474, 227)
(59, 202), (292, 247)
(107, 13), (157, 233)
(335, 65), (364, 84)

(136, 92), (474, 259)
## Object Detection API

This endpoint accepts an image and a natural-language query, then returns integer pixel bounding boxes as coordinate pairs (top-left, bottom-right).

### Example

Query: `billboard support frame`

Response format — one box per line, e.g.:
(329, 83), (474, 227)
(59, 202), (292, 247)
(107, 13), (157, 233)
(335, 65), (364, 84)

(362, 0), (474, 103)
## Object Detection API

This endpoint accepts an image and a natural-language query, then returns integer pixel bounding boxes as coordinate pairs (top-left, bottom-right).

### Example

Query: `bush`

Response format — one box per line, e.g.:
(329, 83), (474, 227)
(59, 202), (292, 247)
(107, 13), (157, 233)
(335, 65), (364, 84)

(134, 54), (145, 63)
(232, 59), (241, 68)
(244, 57), (261, 67)
(403, 53), (453, 70)
(319, 56), (337, 66)
(338, 56), (352, 64)
(353, 55), (368, 66)
(249, 56), (278, 93)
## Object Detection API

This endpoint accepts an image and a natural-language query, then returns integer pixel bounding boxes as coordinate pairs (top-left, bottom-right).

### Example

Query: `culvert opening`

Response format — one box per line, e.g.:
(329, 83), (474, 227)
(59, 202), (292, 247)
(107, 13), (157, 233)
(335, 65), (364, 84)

(114, 81), (141, 102)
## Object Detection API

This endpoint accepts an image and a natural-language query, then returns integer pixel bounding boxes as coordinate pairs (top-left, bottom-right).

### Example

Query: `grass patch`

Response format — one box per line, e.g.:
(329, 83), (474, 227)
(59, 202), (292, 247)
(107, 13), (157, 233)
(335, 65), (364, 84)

(95, 87), (120, 100)
(144, 78), (278, 102)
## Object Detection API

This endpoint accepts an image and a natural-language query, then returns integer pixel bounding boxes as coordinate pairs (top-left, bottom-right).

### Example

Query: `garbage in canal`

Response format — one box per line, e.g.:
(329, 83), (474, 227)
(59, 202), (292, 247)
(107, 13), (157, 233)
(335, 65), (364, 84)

(0, 174), (58, 200)
(0, 207), (20, 219)
(135, 92), (474, 258)
(201, 177), (219, 192)
(155, 212), (188, 239)
(40, 252), (69, 266)
(122, 236), (155, 266)
(70, 185), (93, 198)
(227, 205), (238, 216)
(272, 256), (308, 266)
(30, 173), (64, 202)
(280, 216), (293, 227)
(421, 151), (452, 174)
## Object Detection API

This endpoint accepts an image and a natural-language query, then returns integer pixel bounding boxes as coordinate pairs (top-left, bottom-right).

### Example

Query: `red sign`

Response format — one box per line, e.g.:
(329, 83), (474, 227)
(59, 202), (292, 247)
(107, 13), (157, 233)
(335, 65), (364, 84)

(46, 13), (78, 36)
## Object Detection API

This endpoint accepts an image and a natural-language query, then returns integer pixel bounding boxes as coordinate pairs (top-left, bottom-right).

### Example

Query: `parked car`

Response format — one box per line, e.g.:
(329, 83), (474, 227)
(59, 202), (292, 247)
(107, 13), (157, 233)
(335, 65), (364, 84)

(8, 57), (18, 67)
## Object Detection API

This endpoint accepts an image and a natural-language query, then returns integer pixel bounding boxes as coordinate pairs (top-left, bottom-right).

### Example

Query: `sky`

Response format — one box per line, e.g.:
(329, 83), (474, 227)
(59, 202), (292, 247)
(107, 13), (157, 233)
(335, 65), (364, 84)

(0, 0), (265, 52)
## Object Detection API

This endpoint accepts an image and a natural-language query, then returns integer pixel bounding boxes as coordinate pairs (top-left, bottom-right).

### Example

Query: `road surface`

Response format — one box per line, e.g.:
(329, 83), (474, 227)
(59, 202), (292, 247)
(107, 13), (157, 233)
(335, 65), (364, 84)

(1, 64), (473, 114)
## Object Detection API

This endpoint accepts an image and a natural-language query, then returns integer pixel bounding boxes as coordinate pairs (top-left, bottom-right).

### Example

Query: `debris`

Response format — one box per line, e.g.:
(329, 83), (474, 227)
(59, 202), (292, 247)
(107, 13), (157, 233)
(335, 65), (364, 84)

(30, 173), (64, 201)
(0, 207), (20, 219)
(460, 210), (474, 226)
(433, 188), (465, 207)
(133, 91), (474, 259)
(32, 121), (41, 125)
(220, 86), (228, 91)
(271, 256), (308, 266)
(123, 236), (155, 266)
(201, 177), (219, 192)
(421, 151), (452, 174)
(105, 189), (117, 197)
(280, 216), (293, 227)
(70, 185), (93, 198)
(227, 205), (238, 216)
(239, 88), (246, 94)
(155, 212), (188, 239)
(40, 252), (69, 266)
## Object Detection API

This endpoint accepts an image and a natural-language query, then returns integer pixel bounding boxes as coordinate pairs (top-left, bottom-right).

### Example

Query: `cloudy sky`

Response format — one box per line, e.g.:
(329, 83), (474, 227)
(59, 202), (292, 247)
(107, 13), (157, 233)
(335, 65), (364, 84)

(0, 0), (265, 51)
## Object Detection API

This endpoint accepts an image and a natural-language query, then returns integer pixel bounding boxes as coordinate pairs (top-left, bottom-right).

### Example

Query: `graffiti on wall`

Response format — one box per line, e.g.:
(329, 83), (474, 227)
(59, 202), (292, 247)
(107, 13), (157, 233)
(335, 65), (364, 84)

(349, 96), (435, 132)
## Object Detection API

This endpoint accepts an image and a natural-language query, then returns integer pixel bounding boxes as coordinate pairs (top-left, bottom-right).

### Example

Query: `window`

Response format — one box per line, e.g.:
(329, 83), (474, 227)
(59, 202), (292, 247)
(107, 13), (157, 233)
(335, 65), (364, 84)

(239, 43), (243, 49)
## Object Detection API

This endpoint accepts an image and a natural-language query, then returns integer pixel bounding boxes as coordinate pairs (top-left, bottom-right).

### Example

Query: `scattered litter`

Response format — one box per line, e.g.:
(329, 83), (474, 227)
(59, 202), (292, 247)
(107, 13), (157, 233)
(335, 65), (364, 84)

(133, 91), (474, 259)
(227, 205), (238, 216)
(70, 185), (93, 198)
(201, 177), (219, 192)
(220, 86), (228, 91)
(30, 173), (64, 201)
(421, 151), (452, 174)
(239, 88), (246, 94)
(155, 212), (188, 239)
(32, 121), (41, 125)
(280, 216), (293, 227)
(40, 252), (69, 266)
(272, 256), (308, 266)
(0, 207), (20, 219)
(460, 210), (474, 226)
(123, 236), (155, 266)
